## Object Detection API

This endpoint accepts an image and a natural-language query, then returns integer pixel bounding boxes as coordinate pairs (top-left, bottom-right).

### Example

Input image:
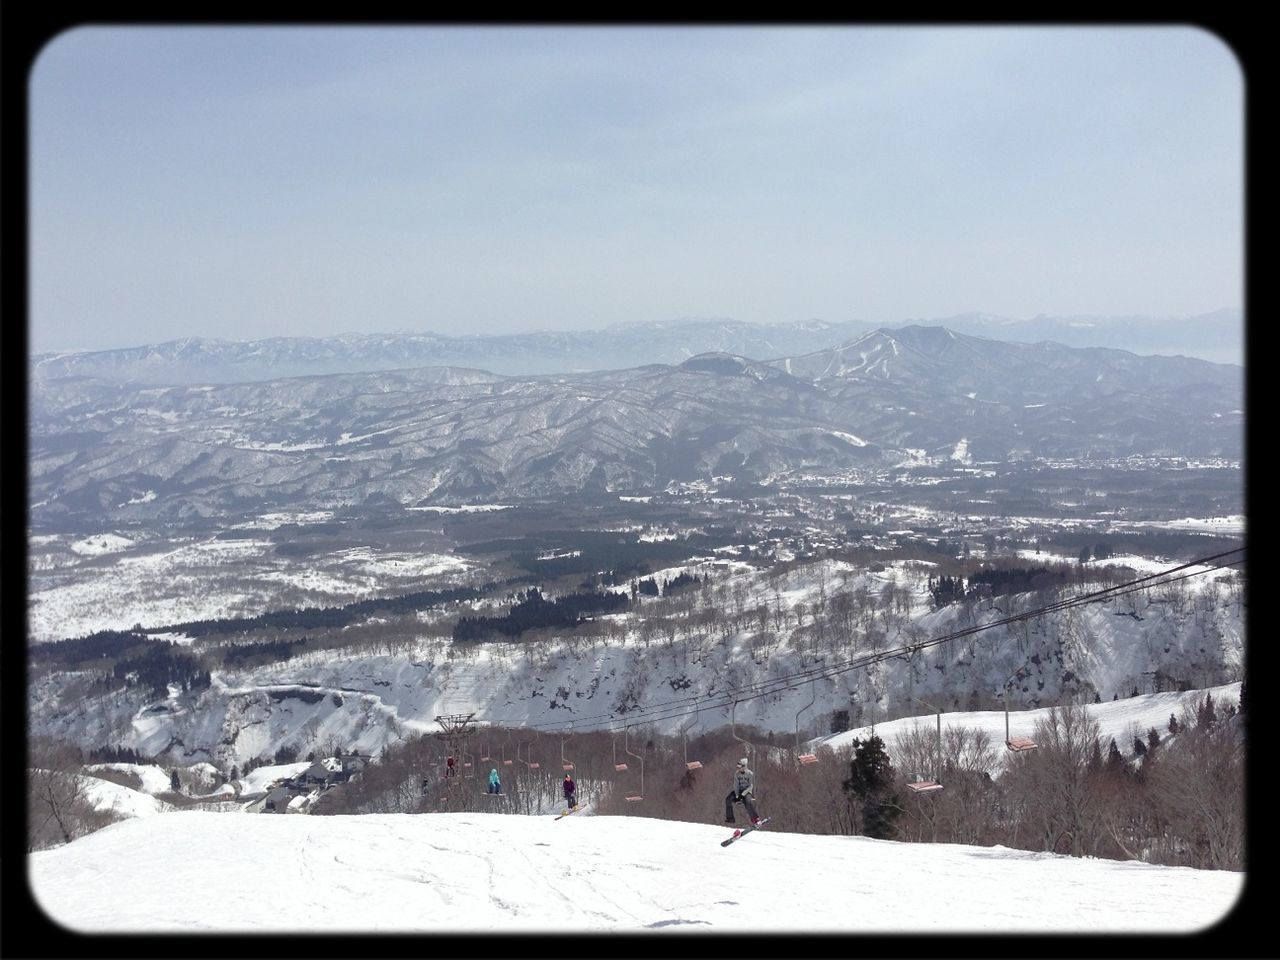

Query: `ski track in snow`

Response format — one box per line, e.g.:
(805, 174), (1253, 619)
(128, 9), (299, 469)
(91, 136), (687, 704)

(27, 811), (1242, 933)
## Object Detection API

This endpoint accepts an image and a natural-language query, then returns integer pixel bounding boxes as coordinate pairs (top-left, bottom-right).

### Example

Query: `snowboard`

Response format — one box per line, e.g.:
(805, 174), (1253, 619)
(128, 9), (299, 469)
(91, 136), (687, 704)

(554, 805), (582, 820)
(721, 817), (771, 846)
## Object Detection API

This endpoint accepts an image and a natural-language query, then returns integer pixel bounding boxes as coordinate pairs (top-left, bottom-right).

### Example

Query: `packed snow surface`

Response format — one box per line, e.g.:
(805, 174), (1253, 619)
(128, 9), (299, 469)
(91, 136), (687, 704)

(29, 810), (1241, 934)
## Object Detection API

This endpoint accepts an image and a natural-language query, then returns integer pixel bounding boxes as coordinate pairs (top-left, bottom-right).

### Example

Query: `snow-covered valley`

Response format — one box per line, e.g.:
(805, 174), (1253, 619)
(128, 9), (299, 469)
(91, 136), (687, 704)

(28, 539), (1243, 775)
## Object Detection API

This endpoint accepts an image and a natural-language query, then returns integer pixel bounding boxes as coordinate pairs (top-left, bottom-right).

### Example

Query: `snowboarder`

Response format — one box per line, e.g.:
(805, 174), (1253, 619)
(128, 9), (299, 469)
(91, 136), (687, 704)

(488, 768), (502, 795)
(563, 772), (578, 810)
(724, 757), (761, 826)
(446, 756), (457, 778)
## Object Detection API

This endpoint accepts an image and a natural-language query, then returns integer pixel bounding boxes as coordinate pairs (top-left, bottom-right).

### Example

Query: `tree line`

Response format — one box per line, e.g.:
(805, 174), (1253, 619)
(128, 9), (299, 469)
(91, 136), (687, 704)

(311, 689), (1242, 872)
(452, 587), (630, 643)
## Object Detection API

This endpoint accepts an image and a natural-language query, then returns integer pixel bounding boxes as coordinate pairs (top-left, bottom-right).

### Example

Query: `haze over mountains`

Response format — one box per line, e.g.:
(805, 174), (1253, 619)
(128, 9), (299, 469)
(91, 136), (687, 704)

(29, 309), (1243, 384)
(29, 324), (1241, 529)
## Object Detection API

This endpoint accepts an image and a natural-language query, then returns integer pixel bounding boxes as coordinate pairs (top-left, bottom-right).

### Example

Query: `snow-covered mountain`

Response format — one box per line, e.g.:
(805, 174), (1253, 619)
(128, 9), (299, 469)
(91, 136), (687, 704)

(29, 319), (878, 385)
(931, 307), (1244, 366)
(29, 311), (1242, 386)
(28, 553), (1243, 772)
(28, 328), (1242, 527)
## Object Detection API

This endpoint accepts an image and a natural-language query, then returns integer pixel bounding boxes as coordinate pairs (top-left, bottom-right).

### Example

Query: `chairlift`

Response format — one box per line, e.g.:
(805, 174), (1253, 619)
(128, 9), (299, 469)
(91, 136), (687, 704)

(680, 702), (703, 770)
(795, 679), (820, 765)
(730, 700), (760, 805)
(517, 735), (540, 770)
(906, 697), (944, 794)
(561, 725), (575, 772)
(612, 731), (629, 772)
(1004, 666), (1039, 753)
(623, 724), (644, 802)
(730, 699), (753, 768)
(501, 730), (514, 767)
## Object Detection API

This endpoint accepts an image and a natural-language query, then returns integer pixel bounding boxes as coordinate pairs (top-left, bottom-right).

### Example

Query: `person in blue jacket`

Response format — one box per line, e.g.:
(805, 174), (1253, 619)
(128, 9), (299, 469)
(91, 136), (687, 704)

(488, 768), (502, 794)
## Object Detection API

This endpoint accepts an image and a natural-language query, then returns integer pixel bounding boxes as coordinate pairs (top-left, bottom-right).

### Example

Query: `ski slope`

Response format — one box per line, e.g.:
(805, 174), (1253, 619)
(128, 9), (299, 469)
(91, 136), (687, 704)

(814, 682), (1242, 776)
(28, 809), (1241, 933)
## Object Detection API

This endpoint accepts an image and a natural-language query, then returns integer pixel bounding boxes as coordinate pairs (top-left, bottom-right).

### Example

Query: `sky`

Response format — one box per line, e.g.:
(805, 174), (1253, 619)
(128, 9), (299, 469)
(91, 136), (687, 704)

(29, 26), (1243, 355)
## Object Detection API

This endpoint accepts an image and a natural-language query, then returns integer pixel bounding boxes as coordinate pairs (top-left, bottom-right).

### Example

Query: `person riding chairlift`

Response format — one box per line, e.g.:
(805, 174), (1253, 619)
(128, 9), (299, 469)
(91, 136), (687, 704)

(725, 757), (761, 826)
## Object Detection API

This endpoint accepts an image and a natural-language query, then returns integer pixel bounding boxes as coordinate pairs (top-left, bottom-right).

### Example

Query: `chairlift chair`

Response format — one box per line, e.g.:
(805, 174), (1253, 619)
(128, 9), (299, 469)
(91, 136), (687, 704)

(729, 700), (761, 804)
(730, 700), (753, 768)
(795, 679), (820, 765)
(517, 738), (540, 771)
(681, 702), (703, 770)
(1004, 666), (1039, 753)
(612, 731), (628, 772)
(561, 727), (575, 772)
(623, 725), (644, 802)
(501, 731), (514, 767)
(906, 697), (944, 794)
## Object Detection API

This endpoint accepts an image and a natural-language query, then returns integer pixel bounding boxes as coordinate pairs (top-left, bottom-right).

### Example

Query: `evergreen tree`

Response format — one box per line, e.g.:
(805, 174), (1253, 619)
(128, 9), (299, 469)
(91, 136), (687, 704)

(1197, 693), (1217, 729)
(1133, 736), (1147, 757)
(842, 735), (902, 840)
(1106, 738), (1125, 771)
(1168, 713), (1180, 735)
(230, 765), (239, 780)
(169, 769), (181, 792)
(1146, 728), (1160, 752)
(274, 744), (298, 765)
(1088, 739), (1104, 771)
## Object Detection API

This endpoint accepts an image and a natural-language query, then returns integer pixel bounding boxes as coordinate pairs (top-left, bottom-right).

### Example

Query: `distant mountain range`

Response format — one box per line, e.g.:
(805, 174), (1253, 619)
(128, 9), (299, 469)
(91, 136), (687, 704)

(29, 326), (1242, 527)
(29, 310), (1242, 385)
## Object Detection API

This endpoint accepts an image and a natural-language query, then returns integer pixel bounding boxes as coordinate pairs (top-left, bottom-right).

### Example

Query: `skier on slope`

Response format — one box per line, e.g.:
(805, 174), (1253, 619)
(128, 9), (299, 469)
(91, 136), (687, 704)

(724, 757), (761, 826)
(488, 768), (502, 795)
(563, 772), (578, 810)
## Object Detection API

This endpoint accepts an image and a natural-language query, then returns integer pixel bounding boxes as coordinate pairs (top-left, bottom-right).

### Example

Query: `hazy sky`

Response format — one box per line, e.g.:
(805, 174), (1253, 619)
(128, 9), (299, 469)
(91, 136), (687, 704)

(29, 25), (1243, 354)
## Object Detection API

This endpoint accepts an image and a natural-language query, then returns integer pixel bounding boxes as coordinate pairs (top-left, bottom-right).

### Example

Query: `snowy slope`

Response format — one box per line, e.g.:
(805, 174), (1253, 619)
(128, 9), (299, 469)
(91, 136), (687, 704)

(28, 810), (1241, 934)
(79, 776), (172, 819)
(816, 682), (1243, 775)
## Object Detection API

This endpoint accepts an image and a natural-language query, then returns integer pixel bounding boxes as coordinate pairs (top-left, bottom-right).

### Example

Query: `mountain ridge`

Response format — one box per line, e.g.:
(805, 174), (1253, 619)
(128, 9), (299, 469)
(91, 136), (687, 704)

(30, 310), (1242, 385)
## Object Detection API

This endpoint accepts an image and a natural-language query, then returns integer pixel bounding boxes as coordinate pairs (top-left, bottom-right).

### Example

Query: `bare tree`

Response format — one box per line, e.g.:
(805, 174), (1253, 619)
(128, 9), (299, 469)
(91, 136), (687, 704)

(28, 737), (121, 851)
(1146, 716), (1244, 870)
(1003, 703), (1102, 856)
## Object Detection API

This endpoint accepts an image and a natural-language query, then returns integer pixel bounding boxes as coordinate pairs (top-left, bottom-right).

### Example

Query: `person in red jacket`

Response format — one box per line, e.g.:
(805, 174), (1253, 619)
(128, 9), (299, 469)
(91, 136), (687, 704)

(445, 756), (457, 778)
